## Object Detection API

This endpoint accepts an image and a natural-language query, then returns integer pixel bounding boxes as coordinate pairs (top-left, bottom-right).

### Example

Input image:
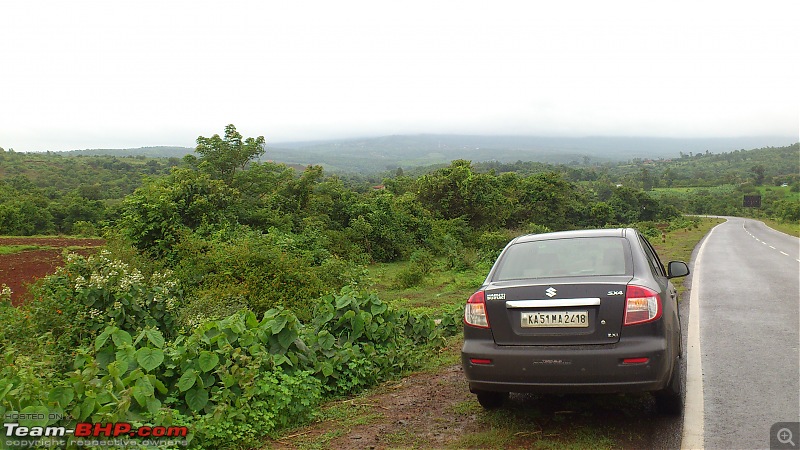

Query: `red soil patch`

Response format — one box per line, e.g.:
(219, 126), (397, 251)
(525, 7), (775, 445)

(0, 237), (104, 306)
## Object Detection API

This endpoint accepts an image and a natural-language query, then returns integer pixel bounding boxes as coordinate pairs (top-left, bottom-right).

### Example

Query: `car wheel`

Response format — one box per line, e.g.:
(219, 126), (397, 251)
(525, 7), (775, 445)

(476, 391), (508, 409)
(654, 359), (683, 416)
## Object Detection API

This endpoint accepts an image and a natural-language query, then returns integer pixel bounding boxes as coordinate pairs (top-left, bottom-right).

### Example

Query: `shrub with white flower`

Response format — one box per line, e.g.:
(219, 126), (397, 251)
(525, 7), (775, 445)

(43, 250), (183, 337)
(0, 284), (11, 302)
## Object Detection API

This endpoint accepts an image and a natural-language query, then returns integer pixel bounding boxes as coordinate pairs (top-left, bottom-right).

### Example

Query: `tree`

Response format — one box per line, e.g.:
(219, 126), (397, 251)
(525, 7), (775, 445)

(119, 168), (239, 260)
(750, 165), (766, 186)
(415, 160), (510, 228)
(512, 172), (579, 230)
(195, 124), (265, 183)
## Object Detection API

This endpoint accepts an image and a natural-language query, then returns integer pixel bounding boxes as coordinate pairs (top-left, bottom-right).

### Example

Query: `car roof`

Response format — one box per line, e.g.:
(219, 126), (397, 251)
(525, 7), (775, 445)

(512, 228), (632, 244)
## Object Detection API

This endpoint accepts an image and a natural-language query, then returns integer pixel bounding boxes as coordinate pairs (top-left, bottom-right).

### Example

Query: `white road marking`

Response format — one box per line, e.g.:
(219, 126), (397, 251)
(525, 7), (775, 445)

(682, 223), (719, 450)
(742, 220), (799, 260)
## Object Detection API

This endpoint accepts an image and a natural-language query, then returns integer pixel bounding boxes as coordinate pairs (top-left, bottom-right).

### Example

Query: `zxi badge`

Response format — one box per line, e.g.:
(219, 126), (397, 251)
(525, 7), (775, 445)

(545, 287), (557, 297)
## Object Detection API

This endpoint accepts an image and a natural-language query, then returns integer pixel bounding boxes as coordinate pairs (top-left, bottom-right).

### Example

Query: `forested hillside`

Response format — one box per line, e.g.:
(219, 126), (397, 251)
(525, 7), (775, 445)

(27, 134), (797, 174)
(470, 143), (800, 222)
(2, 140), (797, 236)
(0, 149), (180, 234)
(265, 134), (796, 172)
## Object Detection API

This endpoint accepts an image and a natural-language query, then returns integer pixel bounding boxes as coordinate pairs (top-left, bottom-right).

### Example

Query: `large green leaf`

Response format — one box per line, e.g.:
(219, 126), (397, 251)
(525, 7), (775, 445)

(198, 352), (219, 373)
(318, 330), (335, 350)
(276, 328), (297, 350)
(94, 327), (114, 351)
(144, 328), (165, 348)
(136, 347), (165, 372)
(48, 387), (74, 409)
(146, 396), (162, 415)
(185, 386), (209, 411)
(132, 385), (148, 408)
(177, 368), (197, 392)
(370, 301), (388, 315)
(153, 377), (168, 395)
(111, 329), (133, 347)
(270, 315), (288, 334)
(116, 347), (136, 371)
(318, 361), (334, 377)
(351, 313), (366, 339)
(79, 399), (95, 421)
(244, 310), (259, 328)
(335, 294), (352, 309)
(135, 376), (155, 397)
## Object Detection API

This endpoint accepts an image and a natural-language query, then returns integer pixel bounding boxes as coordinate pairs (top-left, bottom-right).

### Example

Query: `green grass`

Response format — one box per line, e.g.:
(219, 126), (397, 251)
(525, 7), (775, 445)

(366, 260), (487, 313)
(450, 398), (629, 450)
(0, 244), (51, 255)
(753, 184), (800, 202)
(650, 217), (724, 295)
(760, 218), (800, 237)
(651, 184), (738, 195)
(267, 399), (384, 449)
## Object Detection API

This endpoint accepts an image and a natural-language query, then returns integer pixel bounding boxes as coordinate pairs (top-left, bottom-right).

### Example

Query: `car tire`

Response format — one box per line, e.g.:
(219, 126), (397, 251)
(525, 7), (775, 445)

(654, 359), (683, 416)
(476, 391), (508, 409)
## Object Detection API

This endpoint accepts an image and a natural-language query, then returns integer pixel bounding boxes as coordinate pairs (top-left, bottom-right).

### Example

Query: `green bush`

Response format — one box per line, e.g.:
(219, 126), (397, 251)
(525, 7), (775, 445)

(478, 229), (517, 263)
(773, 199), (800, 222)
(393, 248), (435, 288)
(0, 285), (27, 347)
(524, 223), (553, 235)
(21, 251), (183, 369)
(119, 168), (239, 261)
(394, 266), (425, 288)
(173, 229), (364, 322)
(71, 220), (99, 237)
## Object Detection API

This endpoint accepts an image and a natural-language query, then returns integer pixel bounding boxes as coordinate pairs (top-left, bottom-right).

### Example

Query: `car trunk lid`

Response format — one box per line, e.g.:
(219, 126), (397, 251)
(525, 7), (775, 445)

(484, 276), (630, 345)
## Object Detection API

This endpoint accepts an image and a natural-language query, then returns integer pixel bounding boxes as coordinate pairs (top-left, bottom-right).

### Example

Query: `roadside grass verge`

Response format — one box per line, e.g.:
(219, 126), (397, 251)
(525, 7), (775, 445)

(759, 218), (800, 238)
(650, 217), (725, 295)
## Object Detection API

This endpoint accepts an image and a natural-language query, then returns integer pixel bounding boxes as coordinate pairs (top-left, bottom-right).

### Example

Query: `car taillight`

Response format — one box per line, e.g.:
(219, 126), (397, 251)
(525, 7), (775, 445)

(624, 285), (662, 326)
(464, 291), (490, 328)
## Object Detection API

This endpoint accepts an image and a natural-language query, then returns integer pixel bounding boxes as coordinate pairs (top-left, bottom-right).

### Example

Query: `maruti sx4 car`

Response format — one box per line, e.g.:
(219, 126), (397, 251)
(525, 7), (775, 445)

(461, 228), (689, 414)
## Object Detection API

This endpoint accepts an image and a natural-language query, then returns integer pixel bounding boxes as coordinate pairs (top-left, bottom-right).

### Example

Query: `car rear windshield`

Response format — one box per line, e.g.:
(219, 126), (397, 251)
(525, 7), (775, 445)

(492, 237), (631, 281)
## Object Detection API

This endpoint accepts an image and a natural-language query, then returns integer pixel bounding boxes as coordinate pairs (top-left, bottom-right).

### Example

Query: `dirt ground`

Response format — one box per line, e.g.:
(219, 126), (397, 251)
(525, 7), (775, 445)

(0, 237), (104, 306)
(264, 326), (684, 450)
(269, 364), (476, 450)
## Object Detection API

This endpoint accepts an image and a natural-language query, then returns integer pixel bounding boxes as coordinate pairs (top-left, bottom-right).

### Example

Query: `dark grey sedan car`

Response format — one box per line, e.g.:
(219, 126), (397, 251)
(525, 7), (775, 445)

(461, 228), (689, 414)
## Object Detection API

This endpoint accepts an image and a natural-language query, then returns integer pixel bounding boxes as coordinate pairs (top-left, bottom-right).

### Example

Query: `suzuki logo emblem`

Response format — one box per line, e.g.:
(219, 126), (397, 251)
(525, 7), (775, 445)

(545, 287), (557, 297)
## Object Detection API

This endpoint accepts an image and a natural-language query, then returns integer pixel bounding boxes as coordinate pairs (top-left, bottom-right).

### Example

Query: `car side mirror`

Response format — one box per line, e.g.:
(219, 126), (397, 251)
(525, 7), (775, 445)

(667, 261), (689, 279)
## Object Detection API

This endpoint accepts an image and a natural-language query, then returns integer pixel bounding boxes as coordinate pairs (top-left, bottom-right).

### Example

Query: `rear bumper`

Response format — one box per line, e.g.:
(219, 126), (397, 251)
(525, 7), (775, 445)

(461, 336), (674, 394)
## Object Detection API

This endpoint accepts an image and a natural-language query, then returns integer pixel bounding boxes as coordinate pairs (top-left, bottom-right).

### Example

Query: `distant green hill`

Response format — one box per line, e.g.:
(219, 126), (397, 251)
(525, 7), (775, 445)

(51, 134), (797, 174)
(61, 146), (195, 158)
(605, 143), (800, 188)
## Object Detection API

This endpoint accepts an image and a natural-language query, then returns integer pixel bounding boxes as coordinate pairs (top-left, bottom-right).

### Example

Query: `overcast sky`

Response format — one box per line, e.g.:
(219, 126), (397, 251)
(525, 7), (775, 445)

(1, 1), (798, 152)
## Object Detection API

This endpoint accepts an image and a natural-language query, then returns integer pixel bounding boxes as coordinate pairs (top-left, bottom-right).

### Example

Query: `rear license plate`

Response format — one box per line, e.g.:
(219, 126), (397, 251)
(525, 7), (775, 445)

(521, 311), (589, 328)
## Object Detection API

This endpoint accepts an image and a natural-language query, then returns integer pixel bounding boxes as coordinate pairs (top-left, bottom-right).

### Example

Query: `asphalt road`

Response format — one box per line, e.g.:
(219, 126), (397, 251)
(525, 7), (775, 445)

(688, 217), (800, 449)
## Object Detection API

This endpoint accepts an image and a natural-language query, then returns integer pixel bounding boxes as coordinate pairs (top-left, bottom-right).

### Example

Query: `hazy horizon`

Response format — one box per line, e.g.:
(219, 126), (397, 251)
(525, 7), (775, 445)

(21, 133), (797, 159)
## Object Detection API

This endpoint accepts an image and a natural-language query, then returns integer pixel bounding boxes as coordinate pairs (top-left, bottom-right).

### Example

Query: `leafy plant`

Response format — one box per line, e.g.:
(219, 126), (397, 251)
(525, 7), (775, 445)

(21, 250), (183, 369)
